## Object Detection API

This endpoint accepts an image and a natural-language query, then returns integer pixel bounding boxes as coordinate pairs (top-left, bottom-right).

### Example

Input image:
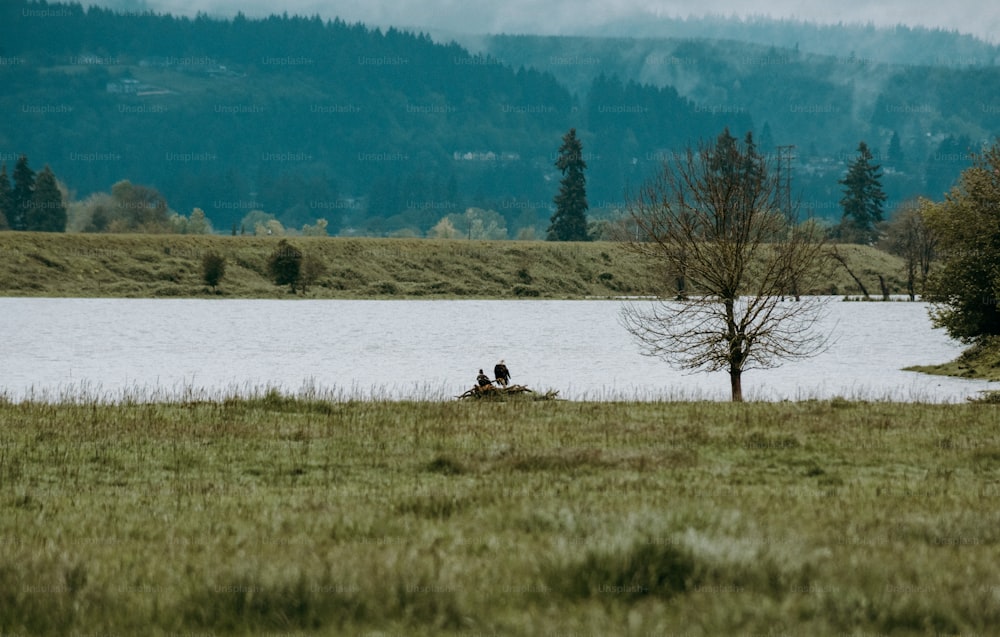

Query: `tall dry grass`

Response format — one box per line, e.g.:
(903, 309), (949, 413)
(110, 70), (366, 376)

(1, 394), (998, 634)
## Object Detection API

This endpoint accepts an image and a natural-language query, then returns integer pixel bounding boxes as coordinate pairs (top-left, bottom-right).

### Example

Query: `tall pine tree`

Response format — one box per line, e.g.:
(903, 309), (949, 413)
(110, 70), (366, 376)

(708, 127), (740, 179)
(548, 128), (590, 241)
(838, 141), (886, 244)
(0, 163), (11, 230)
(11, 155), (36, 232)
(27, 166), (66, 232)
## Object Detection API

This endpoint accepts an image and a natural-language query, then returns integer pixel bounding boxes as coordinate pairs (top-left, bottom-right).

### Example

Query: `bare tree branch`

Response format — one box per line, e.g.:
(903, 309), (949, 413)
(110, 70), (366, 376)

(619, 130), (830, 401)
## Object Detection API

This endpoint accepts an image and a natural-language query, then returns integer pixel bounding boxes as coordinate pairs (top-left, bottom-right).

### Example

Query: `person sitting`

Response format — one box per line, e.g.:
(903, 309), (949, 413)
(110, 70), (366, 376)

(494, 360), (511, 387)
(476, 369), (494, 388)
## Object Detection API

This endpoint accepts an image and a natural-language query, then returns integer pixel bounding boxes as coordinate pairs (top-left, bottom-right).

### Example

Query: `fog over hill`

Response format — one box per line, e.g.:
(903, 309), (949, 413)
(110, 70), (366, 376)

(88, 0), (999, 45)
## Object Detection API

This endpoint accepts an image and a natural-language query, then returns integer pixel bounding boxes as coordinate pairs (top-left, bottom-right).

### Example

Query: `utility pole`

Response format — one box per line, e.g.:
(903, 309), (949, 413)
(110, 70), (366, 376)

(775, 144), (800, 300)
(776, 144), (796, 218)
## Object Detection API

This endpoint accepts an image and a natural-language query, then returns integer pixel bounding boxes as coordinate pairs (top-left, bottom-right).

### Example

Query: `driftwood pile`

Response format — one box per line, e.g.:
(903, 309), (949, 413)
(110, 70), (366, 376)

(456, 384), (560, 400)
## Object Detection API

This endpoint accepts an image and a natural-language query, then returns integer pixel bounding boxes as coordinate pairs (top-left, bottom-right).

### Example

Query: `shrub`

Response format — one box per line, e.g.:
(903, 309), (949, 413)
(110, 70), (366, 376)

(201, 251), (226, 290)
(266, 239), (302, 292)
(299, 255), (327, 293)
(425, 455), (467, 475)
(370, 281), (399, 295)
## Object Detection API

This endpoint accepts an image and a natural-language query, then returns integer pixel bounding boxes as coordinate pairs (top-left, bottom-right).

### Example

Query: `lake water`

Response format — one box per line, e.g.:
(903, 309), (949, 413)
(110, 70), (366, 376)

(1, 298), (995, 402)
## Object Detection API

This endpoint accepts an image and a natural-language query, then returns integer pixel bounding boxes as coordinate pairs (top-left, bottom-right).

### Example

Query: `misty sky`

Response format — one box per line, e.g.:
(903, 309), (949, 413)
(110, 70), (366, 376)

(95, 0), (998, 42)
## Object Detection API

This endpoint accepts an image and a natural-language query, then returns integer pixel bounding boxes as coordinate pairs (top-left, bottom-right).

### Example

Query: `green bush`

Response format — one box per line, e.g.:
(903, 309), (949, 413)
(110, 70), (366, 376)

(266, 239), (302, 292)
(201, 251), (226, 289)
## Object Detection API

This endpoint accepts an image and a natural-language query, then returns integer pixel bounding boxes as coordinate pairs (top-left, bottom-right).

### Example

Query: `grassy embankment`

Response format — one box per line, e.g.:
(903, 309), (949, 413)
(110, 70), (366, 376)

(0, 232), (906, 299)
(906, 336), (1000, 382)
(1, 395), (999, 635)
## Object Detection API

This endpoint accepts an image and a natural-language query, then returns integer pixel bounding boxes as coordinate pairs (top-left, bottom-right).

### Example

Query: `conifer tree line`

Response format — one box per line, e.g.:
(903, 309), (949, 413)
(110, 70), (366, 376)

(0, 155), (67, 232)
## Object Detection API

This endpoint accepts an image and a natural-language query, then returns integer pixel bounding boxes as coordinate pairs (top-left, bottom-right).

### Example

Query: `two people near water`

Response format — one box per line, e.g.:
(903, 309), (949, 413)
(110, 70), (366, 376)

(477, 360), (511, 388)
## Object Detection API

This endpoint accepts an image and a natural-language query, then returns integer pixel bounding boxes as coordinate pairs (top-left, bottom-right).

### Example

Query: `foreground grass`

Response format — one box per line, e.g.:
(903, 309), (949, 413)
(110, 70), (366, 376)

(0, 232), (905, 299)
(1, 395), (999, 635)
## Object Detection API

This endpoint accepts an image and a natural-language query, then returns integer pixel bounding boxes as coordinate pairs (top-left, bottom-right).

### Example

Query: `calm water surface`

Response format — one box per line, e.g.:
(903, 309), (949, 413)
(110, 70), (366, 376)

(1, 298), (995, 402)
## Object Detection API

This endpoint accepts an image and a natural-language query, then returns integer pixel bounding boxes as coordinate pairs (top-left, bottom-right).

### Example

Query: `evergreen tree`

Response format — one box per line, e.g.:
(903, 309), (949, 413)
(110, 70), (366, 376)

(740, 131), (765, 186)
(708, 127), (741, 178)
(548, 128), (590, 241)
(708, 128), (767, 208)
(26, 166), (67, 232)
(0, 164), (11, 230)
(10, 155), (36, 231)
(838, 141), (886, 243)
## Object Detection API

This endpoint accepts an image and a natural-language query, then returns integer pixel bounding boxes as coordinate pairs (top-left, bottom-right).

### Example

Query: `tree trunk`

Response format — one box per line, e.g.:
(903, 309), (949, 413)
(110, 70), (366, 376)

(878, 274), (890, 301)
(725, 298), (745, 402)
(906, 267), (916, 302)
(920, 259), (932, 296)
(730, 369), (743, 402)
(831, 248), (870, 299)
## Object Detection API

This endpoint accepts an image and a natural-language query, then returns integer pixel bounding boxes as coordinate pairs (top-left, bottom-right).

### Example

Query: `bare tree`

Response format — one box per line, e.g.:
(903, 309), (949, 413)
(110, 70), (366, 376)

(298, 254), (328, 294)
(619, 129), (829, 401)
(882, 198), (937, 301)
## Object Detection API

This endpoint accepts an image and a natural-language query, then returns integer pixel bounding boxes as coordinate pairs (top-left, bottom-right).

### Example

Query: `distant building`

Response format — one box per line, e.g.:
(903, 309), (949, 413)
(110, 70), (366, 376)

(453, 150), (520, 162)
(73, 53), (119, 65)
(139, 57), (172, 68)
(106, 79), (140, 94)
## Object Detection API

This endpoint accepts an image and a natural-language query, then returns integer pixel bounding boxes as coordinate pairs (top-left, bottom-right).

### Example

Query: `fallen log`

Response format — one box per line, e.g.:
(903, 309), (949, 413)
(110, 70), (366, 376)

(456, 384), (560, 400)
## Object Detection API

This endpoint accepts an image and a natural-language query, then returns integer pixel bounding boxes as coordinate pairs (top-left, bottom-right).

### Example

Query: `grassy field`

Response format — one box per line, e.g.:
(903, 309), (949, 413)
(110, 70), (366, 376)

(0, 232), (907, 299)
(1, 393), (999, 635)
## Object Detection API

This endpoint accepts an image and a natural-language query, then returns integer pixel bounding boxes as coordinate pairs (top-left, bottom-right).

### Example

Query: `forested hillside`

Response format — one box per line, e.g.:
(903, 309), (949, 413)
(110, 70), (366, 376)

(0, 1), (575, 234)
(2, 0), (998, 237)
(570, 14), (1000, 67)
(483, 35), (1000, 214)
